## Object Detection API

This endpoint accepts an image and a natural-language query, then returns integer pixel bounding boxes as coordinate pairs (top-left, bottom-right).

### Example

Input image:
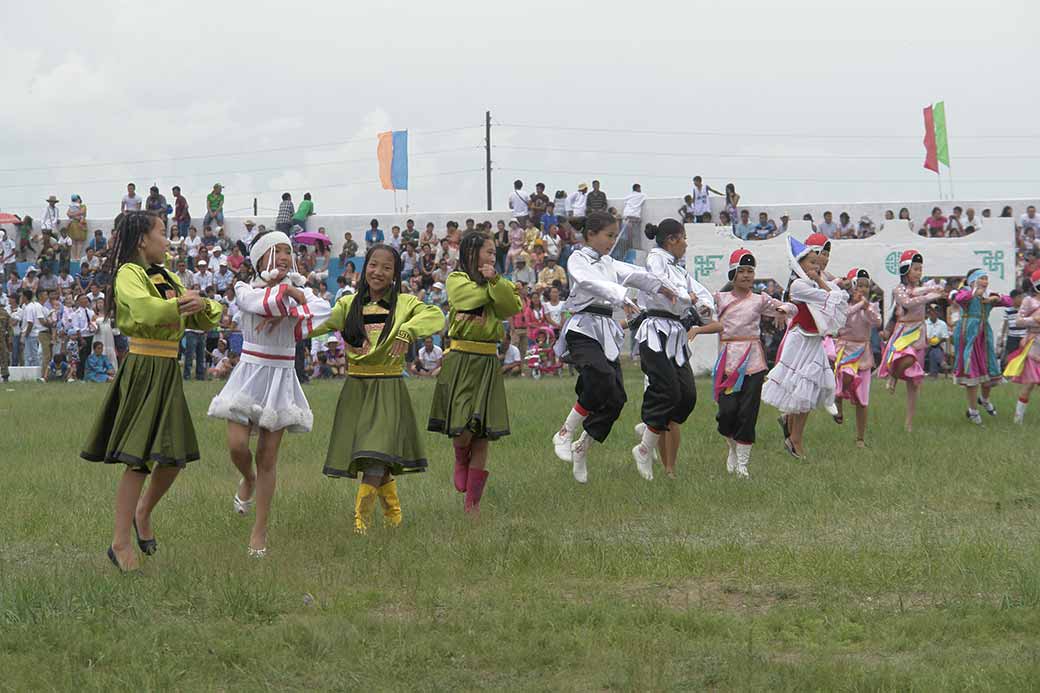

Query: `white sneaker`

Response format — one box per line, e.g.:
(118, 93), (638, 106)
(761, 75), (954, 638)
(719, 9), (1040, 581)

(634, 422), (646, 438)
(552, 427), (573, 462)
(978, 398), (997, 417)
(1014, 400), (1027, 424)
(735, 444), (752, 479)
(824, 401), (839, 417)
(571, 433), (589, 483)
(632, 444), (655, 481)
(966, 409), (982, 425)
(726, 440), (738, 474)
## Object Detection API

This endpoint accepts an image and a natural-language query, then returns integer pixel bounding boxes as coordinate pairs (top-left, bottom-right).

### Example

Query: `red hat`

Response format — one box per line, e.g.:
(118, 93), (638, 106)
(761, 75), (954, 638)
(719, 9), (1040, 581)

(899, 249), (923, 274)
(728, 248), (756, 280)
(845, 267), (870, 281)
(1031, 269), (1040, 290)
(804, 233), (831, 252)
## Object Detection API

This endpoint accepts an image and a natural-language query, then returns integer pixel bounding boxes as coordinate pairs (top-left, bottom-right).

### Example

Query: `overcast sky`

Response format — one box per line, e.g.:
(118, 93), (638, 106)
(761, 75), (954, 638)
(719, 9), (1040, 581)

(1, 0), (1036, 221)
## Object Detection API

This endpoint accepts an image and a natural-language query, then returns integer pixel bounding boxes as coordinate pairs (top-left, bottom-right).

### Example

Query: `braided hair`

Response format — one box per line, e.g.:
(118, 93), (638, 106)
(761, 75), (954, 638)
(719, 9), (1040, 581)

(458, 230), (492, 284)
(343, 243), (402, 350)
(103, 211), (165, 320)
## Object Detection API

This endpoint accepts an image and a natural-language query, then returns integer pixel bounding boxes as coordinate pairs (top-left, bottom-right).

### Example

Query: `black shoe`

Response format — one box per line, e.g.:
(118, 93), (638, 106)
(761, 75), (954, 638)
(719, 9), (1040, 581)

(133, 517), (157, 555)
(107, 546), (125, 572)
(777, 415), (790, 440)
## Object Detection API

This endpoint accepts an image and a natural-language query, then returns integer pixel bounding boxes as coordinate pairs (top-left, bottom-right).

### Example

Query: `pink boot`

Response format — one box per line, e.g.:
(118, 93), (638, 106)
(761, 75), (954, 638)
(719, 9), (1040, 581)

(464, 468), (489, 514)
(453, 444), (471, 493)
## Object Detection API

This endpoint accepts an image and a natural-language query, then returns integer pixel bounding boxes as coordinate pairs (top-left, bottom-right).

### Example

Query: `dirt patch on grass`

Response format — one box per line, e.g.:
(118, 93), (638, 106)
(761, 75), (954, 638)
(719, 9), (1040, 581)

(658, 578), (803, 614)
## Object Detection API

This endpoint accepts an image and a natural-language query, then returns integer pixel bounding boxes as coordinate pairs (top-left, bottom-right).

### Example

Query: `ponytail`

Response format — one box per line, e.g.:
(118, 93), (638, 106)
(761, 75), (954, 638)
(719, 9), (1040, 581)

(643, 218), (684, 248)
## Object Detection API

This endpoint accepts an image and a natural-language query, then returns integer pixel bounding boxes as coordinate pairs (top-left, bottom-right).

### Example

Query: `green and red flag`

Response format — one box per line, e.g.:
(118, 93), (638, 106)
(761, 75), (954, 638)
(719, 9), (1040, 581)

(922, 101), (949, 174)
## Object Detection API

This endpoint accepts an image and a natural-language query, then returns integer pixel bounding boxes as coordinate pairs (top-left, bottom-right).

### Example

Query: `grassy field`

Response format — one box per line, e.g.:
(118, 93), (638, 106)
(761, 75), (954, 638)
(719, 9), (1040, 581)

(1, 370), (1038, 691)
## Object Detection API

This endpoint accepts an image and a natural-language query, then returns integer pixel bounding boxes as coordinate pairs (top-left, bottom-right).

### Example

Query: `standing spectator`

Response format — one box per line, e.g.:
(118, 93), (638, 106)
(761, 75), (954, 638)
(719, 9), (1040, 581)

(66, 194), (88, 261)
(615, 183), (646, 259)
(183, 316), (207, 381)
(1002, 291), (1026, 366)
(691, 176), (723, 222)
(145, 185), (168, 228)
(121, 183), (142, 213)
(341, 231), (359, 259)
(0, 299), (10, 381)
(402, 219), (419, 245)
(568, 182), (588, 225)
(585, 180), (607, 215)
(292, 192), (314, 231)
(365, 218), (384, 247)
(1, 229), (15, 279)
(529, 182), (551, 224)
(276, 193), (294, 233)
(66, 293), (95, 380)
(752, 212), (777, 240)
(678, 195), (696, 222)
(509, 179), (530, 227)
(724, 183), (740, 224)
(42, 195), (61, 238)
(172, 185), (190, 238)
(19, 289), (46, 369)
(203, 183), (225, 227)
(494, 219), (510, 273)
(734, 210), (756, 241)
(924, 305), (949, 377)
(540, 203), (559, 236)
(818, 211), (839, 238)
(554, 190), (569, 219)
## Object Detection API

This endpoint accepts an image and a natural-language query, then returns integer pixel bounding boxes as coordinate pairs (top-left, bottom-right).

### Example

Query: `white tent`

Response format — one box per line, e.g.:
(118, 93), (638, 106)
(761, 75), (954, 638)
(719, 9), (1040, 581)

(682, 218), (1016, 375)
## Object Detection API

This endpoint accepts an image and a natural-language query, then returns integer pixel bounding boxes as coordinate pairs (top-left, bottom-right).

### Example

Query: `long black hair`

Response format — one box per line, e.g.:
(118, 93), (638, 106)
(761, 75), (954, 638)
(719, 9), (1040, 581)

(103, 211), (166, 320)
(343, 243), (402, 350)
(458, 229), (492, 284)
(643, 218), (684, 248)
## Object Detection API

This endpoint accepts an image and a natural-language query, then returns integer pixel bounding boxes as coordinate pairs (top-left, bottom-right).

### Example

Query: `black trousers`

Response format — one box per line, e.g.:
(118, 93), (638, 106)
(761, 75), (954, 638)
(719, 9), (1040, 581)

(639, 340), (696, 430)
(567, 333), (626, 443)
(716, 370), (765, 445)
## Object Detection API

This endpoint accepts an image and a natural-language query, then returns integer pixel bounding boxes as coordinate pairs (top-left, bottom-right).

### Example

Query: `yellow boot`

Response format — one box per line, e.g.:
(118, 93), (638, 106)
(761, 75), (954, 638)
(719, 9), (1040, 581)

(353, 483), (379, 535)
(378, 479), (403, 528)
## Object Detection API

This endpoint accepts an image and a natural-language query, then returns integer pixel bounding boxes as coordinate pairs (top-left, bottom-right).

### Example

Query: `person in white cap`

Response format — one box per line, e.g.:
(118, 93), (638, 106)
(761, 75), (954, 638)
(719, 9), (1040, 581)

(207, 230), (331, 558)
(213, 258), (233, 293)
(42, 195), (61, 238)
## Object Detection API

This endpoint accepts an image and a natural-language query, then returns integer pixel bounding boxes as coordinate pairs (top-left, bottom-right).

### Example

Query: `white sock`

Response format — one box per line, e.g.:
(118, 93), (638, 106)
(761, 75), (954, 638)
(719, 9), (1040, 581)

(1017, 400), (1028, 415)
(640, 425), (661, 451)
(564, 407), (587, 434)
(968, 408), (979, 416)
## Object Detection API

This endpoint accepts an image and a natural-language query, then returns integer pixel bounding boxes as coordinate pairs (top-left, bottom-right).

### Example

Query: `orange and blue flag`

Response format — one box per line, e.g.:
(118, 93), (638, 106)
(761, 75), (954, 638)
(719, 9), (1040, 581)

(377, 130), (408, 190)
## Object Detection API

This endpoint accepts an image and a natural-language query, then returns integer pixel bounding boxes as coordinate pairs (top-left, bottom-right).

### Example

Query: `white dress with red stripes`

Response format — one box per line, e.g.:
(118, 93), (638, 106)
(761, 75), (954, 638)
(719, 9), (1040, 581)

(207, 280), (331, 432)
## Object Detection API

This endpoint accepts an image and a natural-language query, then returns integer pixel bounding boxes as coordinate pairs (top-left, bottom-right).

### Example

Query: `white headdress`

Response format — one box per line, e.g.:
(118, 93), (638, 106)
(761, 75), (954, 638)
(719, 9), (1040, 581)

(249, 231), (305, 286)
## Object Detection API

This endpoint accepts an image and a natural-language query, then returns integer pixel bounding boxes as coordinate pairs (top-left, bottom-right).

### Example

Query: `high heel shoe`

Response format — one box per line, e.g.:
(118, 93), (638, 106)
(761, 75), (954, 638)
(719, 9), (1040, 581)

(107, 546), (126, 572)
(234, 480), (254, 515)
(133, 517), (157, 555)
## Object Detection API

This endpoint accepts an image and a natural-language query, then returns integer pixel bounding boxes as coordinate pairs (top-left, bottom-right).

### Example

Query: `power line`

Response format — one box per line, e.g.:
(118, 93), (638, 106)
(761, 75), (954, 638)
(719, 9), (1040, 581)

(496, 121), (1040, 141)
(0, 146), (483, 191)
(494, 144), (1030, 161)
(0, 124), (482, 173)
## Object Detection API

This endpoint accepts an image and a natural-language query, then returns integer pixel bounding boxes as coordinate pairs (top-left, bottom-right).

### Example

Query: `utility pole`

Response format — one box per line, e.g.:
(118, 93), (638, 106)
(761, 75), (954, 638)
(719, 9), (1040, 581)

(253, 197), (258, 216)
(485, 110), (492, 211)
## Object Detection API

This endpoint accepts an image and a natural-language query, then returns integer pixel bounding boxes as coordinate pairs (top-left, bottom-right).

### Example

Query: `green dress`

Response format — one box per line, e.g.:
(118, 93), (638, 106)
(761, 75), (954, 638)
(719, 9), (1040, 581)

(315, 293), (445, 479)
(428, 272), (522, 440)
(80, 262), (223, 473)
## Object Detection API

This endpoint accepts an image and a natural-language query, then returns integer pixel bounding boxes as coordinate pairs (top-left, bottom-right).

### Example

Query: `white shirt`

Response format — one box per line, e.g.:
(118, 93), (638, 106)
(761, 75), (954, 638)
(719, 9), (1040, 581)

(502, 344), (521, 365)
(418, 344), (443, 370)
(636, 247), (716, 365)
(195, 270), (214, 292)
(963, 214), (983, 230)
(184, 236), (202, 257)
(122, 194), (142, 211)
(567, 191), (587, 217)
(622, 192), (647, 219)
(1, 238), (15, 265)
(1019, 213), (1040, 232)
(57, 274), (74, 290)
(508, 190), (530, 219)
(20, 301), (49, 336)
(42, 205), (61, 231)
(692, 184), (711, 215)
(926, 317), (950, 341)
(65, 306), (95, 336)
(545, 300), (565, 327)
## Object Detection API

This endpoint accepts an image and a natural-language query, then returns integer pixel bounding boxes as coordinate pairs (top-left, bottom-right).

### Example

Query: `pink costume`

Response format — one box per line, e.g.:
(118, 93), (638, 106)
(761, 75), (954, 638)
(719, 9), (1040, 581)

(877, 284), (936, 383)
(1005, 295), (1040, 384)
(834, 300), (882, 406)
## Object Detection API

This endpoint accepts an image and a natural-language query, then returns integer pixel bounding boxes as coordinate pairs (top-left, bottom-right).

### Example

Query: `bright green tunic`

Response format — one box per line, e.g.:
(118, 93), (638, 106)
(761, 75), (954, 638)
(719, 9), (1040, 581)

(315, 292), (445, 376)
(113, 262), (223, 340)
(445, 271), (522, 345)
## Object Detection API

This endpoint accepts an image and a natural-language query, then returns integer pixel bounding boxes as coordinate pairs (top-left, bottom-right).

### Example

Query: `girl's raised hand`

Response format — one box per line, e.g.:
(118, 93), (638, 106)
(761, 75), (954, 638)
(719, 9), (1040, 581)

(658, 285), (679, 303)
(479, 263), (497, 280)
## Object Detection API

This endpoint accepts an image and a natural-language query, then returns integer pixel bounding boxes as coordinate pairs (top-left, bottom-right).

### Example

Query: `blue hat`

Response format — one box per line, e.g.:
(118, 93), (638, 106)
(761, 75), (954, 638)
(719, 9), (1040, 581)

(787, 236), (815, 281)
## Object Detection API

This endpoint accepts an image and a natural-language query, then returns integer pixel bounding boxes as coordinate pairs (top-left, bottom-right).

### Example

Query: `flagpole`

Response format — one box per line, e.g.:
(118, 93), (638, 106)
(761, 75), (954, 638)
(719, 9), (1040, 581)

(936, 166), (943, 201)
(393, 189), (398, 213)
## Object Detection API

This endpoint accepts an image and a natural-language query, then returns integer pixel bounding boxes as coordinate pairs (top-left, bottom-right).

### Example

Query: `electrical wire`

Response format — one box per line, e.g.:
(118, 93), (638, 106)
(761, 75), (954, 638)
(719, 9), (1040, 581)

(493, 144), (1028, 161)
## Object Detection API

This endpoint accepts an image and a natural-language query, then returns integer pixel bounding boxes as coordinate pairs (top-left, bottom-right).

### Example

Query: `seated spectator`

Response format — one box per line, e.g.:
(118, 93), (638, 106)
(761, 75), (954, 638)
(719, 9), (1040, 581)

(44, 352), (71, 382)
(426, 281), (447, 307)
(513, 255), (536, 285)
(752, 212), (776, 240)
(208, 351), (240, 379)
(538, 256), (567, 289)
(84, 341), (115, 382)
(837, 212), (855, 239)
(326, 338), (346, 376)
(499, 333), (522, 376)
(856, 215), (876, 238)
(818, 211), (839, 238)
(734, 210), (756, 241)
(87, 229), (107, 253)
(963, 208), (983, 233)
(312, 351), (335, 379)
(921, 207), (947, 237)
(210, 338), (228, 367)
(717, 210), (732, 227)
(410, 336), (443, 377)
(802, 213), (817, 232)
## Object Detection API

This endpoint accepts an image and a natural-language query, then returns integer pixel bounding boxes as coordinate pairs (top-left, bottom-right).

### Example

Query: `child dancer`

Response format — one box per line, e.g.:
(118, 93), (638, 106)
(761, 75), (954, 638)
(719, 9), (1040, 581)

(81, 211), (222, 571)
(428, 230), (522, 514)
(951, 268), (1013, 423)
(762, 237), (848, 459)
(314, 244), (444, 534)
(691, 249), (795, 477)
(631, 219), (714, 480)
(833, 268), (882, 447)
(876, 250), (945, 432)
(207, 231), (330, 556)
(1005, 269), (1040, 423)
(551, 211), (676, 483)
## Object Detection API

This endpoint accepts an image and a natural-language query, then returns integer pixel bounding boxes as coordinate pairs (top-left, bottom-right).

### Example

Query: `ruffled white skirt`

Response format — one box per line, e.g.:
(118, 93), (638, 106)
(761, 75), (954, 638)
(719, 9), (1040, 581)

(762, 328), (835, 415)
(207, 362), (313, 433)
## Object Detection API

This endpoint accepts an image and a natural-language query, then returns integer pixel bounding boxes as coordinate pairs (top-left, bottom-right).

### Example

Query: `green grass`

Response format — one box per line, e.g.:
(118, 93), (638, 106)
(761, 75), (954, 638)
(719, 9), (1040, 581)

(1, 371), (1038, 691)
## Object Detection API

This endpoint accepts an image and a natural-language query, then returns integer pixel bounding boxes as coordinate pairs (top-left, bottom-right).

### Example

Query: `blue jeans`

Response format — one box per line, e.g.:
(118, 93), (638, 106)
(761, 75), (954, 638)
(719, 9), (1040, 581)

(11, 334), (22, 367)
(203, 210), (224, 228)
(24, 334), (40, 367)
(177, 220), (191, 238)
(183, 331), (206, 380)
(925, 345), (945, 376)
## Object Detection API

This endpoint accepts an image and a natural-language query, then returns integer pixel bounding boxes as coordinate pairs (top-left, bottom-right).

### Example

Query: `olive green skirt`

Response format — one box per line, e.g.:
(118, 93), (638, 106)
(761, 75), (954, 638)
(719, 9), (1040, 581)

(428, 350), (510, 440)
(80, 353), (200, 473)
(324, 375), (427, 479)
